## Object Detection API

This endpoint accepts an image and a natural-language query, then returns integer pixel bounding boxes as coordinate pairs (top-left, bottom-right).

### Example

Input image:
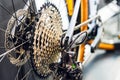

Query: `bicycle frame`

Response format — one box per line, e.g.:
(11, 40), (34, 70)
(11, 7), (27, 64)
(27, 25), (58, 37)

(65, 0), (120, 64)
(1, 0), (120, 79)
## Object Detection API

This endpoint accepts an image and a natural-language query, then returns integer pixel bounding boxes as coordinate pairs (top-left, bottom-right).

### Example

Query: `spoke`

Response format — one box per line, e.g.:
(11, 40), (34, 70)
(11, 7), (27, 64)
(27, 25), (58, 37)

(0, 2), (28, 27)
(0, 40), (29, 62)
(0, 25), (26, 42)
(0, 55), (5, 62)
(21, 68), (32, 80)
(11, 0), (18, 25)
(22, 0), (35, 13)
(29, 0), (36, 13)
(0, 2), (13, 16)
(15, 66), (32, 80)
(0, 27), (6, 32)
(15, 66), (22, 80)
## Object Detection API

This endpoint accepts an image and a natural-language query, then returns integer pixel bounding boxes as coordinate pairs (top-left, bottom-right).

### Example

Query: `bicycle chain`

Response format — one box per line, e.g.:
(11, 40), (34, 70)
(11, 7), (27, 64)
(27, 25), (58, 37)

(32, 3), (63, 77)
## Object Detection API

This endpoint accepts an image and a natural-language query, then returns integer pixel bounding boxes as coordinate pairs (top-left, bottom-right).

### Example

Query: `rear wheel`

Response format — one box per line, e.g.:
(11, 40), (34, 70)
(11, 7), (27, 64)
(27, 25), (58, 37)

(0, 0), (68, 80)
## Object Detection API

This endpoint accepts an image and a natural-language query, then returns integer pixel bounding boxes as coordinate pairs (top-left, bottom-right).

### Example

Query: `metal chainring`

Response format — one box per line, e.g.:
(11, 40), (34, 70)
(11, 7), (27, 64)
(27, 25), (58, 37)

(31, 3), (63, 78)
(5, 9), (31, 66)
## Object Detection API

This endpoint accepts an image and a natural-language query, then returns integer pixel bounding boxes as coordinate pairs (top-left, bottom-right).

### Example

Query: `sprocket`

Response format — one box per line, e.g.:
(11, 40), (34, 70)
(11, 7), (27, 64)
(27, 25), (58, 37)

(31, 3), (63, 78)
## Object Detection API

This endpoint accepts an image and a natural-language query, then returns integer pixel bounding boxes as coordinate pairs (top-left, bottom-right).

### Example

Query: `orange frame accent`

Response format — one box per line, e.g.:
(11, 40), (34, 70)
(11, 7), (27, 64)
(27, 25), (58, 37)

(99, 43), (114, 50)
(77, 0), (88, 62)
(87, 40), (115, 50)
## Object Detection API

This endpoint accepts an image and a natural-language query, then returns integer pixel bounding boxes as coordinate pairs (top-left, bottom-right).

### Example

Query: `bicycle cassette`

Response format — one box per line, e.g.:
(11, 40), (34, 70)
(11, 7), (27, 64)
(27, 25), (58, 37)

(31, 3), (63, 78)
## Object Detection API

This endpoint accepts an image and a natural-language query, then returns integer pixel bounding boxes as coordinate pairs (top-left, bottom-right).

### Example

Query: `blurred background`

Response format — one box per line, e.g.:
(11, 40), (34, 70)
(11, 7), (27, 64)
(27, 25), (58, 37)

(0, 0), (120, 80)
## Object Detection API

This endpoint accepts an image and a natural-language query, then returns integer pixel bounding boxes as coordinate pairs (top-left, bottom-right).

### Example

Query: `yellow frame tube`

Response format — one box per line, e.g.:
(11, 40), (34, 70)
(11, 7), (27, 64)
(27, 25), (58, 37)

(66, 0), (74, 16)
(87, 40), (115, 50)
(77, 0), (88, 62)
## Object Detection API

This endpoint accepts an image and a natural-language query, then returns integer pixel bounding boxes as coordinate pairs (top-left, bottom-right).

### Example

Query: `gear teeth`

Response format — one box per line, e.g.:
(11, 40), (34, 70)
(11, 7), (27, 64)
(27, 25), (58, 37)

(31, 2), (63, 78)
(5, 9), (32, 66)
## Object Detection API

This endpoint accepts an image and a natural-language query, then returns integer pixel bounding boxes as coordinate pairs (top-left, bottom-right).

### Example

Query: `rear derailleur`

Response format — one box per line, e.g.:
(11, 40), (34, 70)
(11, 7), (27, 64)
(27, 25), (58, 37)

(49, 51), (83, 80)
